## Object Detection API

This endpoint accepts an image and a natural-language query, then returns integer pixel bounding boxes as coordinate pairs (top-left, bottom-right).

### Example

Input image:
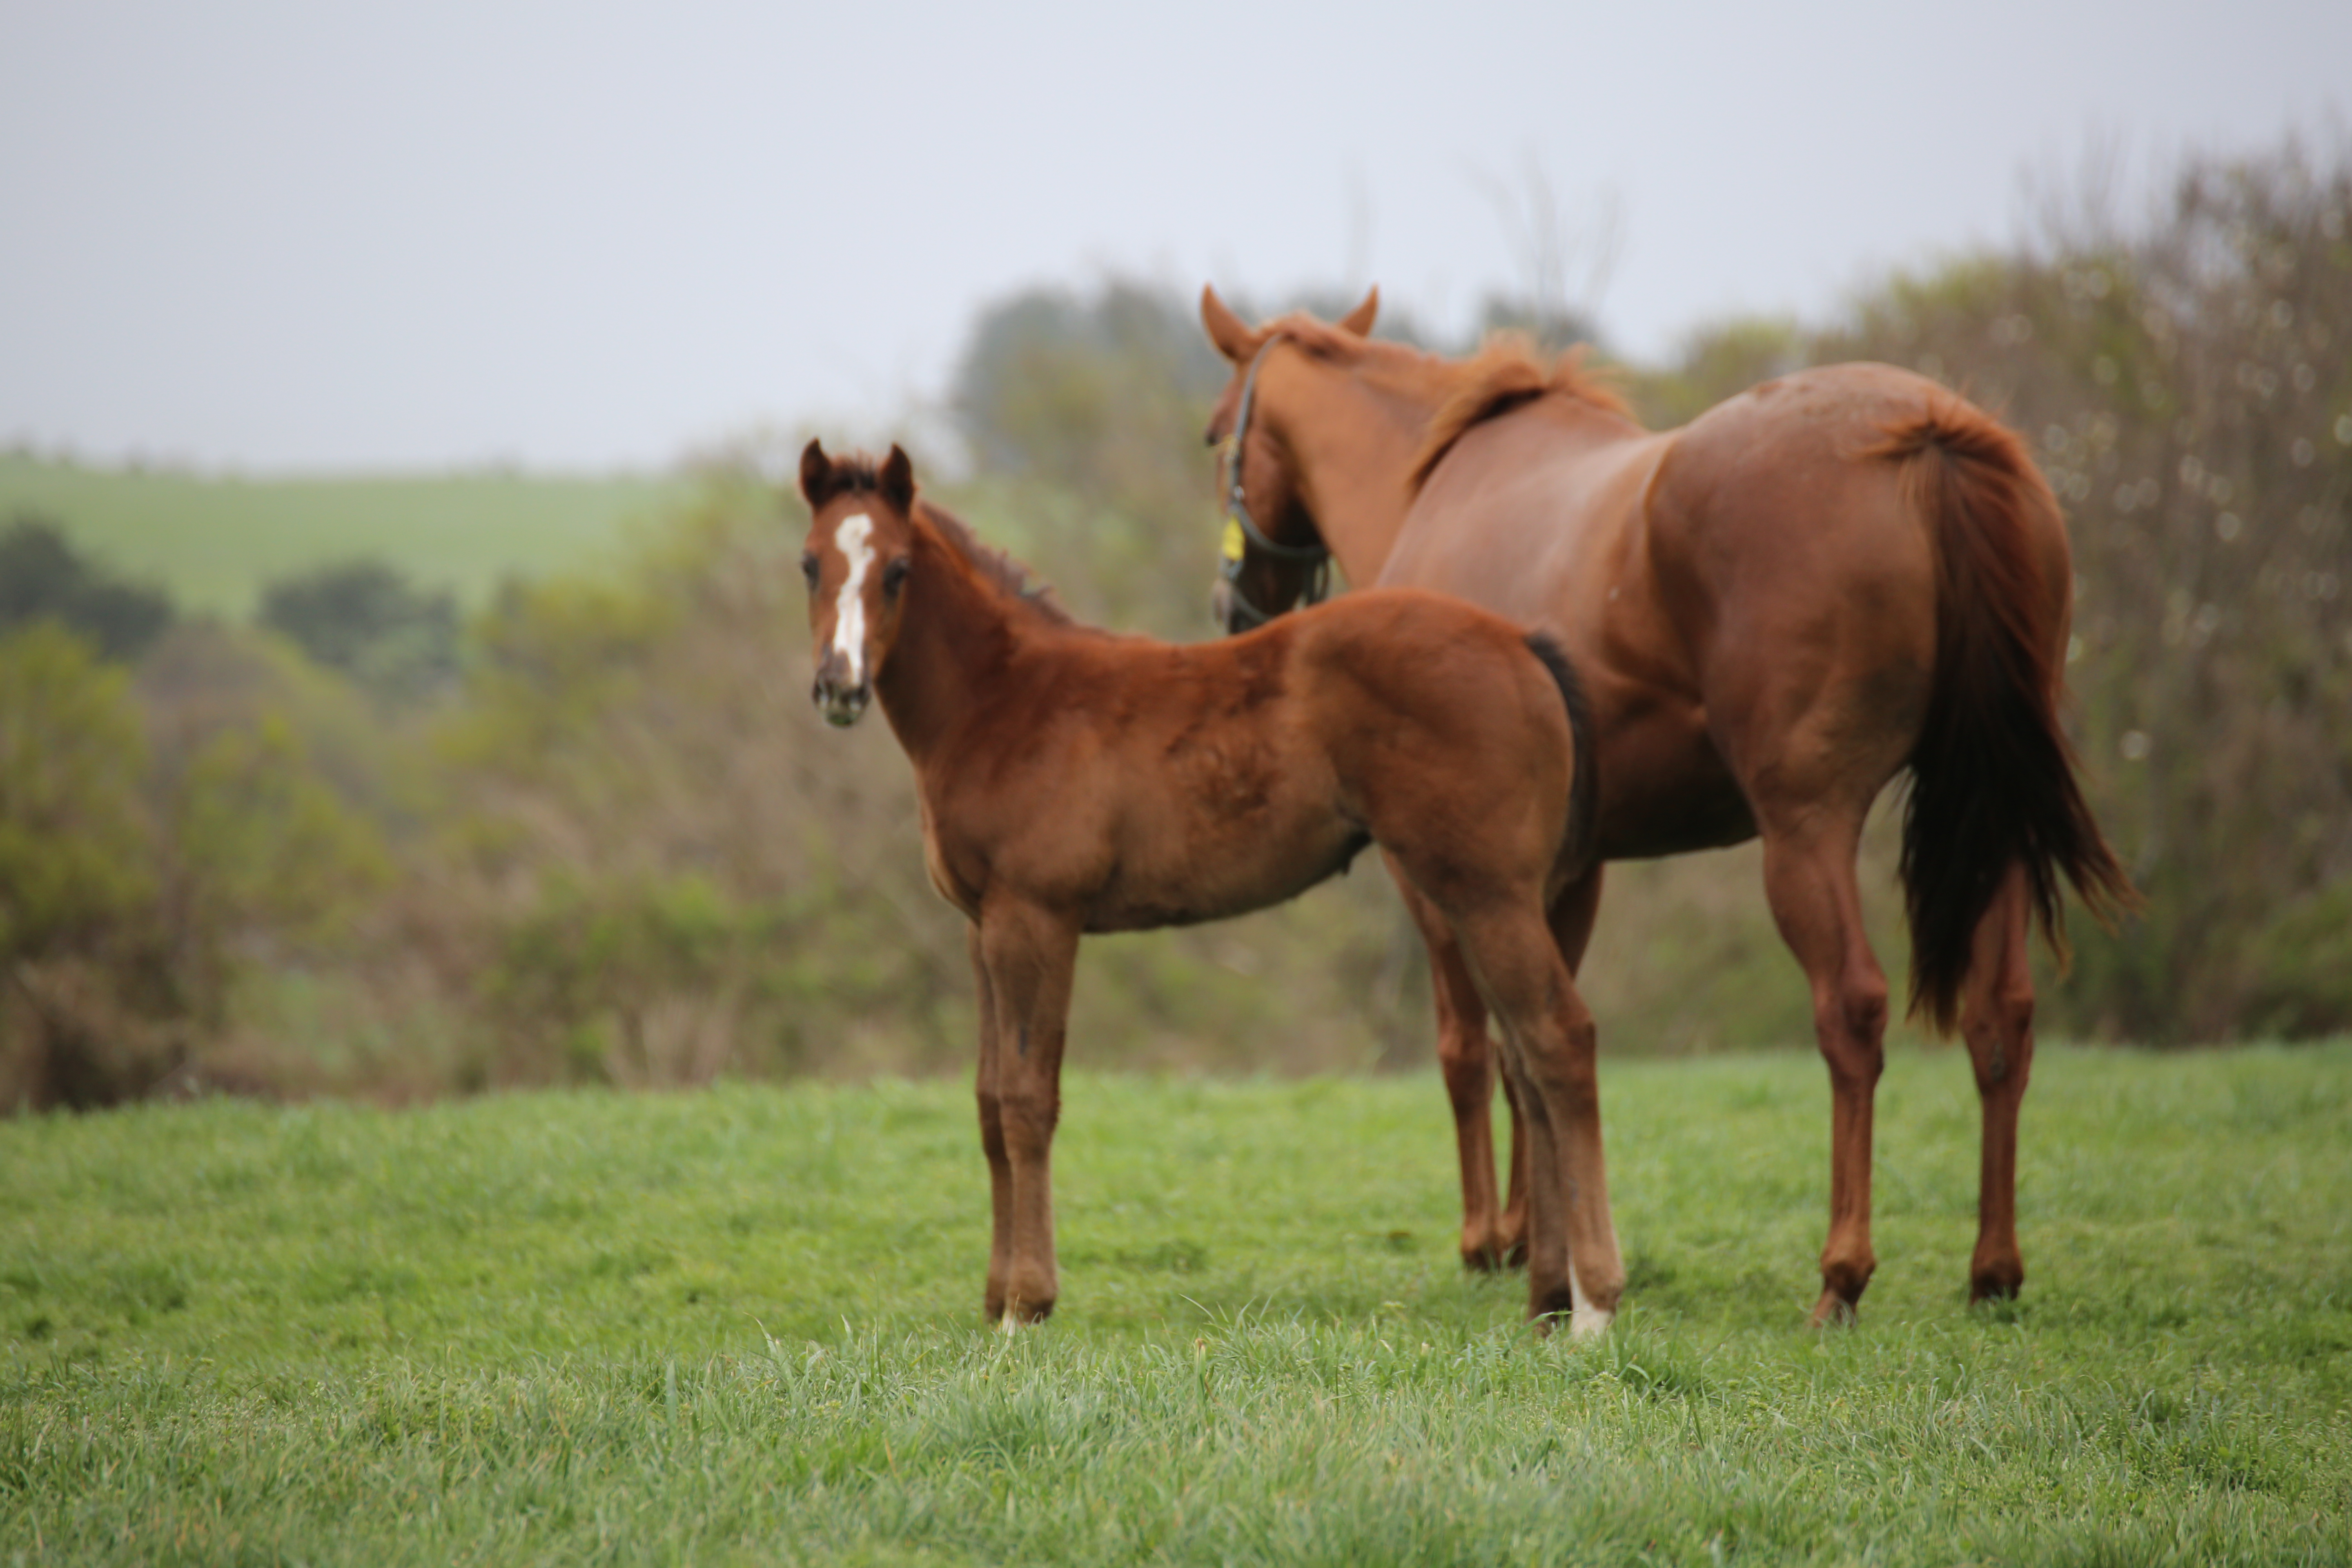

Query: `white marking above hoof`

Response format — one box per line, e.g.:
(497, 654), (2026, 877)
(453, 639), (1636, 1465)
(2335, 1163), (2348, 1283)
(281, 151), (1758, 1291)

(1566, 1258), (1615, 1337)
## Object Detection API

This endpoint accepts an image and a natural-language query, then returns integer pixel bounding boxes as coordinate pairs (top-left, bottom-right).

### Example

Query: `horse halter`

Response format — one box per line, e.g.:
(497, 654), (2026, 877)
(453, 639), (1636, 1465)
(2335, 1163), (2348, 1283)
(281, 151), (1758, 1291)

(1217, 334), (1332, 630)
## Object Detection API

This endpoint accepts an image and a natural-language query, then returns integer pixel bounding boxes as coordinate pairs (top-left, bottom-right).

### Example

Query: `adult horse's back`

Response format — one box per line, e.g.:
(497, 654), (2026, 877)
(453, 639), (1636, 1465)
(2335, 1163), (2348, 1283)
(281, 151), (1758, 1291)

(1201, 287), (2129, 1323)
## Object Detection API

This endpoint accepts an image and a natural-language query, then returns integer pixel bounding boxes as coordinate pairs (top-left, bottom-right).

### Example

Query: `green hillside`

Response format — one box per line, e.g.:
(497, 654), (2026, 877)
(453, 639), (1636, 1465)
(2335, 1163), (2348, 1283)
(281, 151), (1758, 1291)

(0, 453), (697, 616)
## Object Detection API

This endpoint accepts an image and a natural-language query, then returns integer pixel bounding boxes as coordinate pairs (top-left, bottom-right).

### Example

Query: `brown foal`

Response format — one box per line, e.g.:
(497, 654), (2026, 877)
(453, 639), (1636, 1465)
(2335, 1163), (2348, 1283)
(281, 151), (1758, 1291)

(797, 439), (1619, 1332)
(1200, 286), (2131, 1324)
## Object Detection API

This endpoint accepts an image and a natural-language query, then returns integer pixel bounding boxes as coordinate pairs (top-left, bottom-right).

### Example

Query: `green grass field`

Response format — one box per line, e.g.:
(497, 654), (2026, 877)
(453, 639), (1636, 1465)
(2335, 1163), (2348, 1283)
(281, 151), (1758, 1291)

(0, 454), (693, 616)
(4, 1045), (2348, 1564)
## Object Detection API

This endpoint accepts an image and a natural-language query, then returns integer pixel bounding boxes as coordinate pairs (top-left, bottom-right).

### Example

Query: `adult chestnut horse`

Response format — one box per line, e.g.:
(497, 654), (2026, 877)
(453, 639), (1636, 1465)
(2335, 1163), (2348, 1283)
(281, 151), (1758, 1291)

(797, 440), (1619, 1332)
(1200, 287), (2130, 1325)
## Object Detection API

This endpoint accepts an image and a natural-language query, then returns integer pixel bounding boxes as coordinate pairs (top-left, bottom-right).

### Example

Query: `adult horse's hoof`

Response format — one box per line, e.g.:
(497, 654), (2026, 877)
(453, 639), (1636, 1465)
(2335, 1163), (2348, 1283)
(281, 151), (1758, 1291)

(1496, 1207), (1529, 1269)
(1460, 1220), (1533, 1272)
(1460, 1236), (1529, 1272)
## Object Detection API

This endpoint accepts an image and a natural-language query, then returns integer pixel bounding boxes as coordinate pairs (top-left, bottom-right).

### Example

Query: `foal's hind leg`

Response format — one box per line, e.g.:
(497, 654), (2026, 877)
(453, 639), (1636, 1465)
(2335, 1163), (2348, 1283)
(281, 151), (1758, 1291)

(1757, 809), (1893, 1326)
(1450, 900), (1622, 1334)
(1532, 868), (1606, 1252)
(1960, 864), (2037, 1303)
(1396, 864), (1606, 1272)
(1478, 870), (1608, 1272)
(1393, 868), (1510, 1271)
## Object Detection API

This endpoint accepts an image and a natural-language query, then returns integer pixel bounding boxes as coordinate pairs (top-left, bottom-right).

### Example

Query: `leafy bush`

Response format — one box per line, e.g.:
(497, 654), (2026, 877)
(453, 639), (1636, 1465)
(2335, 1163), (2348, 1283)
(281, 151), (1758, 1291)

(256, 559), (460, 704)
(0, 623), (154, 960)
(0, 619), (394, 1109)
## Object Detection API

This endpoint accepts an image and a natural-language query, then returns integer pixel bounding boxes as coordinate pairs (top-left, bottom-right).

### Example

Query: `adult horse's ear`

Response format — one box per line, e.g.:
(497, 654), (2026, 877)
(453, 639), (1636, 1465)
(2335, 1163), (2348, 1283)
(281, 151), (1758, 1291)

(1336, 285), (1379, 337)
(800, 439), (835, 508)
(880, 443), (916, 514)
(1201, 284), (1256, 362)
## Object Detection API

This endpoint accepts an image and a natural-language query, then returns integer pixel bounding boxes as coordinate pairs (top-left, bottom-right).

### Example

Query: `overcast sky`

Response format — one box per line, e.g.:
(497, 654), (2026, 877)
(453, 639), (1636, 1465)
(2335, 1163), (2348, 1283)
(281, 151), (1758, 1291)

(3, 0), (2345, 472)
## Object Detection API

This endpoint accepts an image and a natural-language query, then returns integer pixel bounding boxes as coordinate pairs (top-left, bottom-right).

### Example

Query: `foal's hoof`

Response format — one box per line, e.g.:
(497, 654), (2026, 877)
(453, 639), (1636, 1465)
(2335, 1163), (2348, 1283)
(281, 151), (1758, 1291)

(1968, 1257), (2025, 1305)
(1525, 1306), (1614, 1339)
(1569, 1306), (1614, 1339)
(1808, 1289), (1860, 1329)
(1527, 1280), (1615, 1338)
(991, 1300), (1054, 1332)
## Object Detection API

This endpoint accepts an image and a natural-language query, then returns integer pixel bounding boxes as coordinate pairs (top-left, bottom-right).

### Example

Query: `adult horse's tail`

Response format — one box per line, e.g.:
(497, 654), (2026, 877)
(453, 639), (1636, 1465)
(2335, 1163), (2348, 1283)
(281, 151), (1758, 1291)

(1870, 405), (2134, 1031)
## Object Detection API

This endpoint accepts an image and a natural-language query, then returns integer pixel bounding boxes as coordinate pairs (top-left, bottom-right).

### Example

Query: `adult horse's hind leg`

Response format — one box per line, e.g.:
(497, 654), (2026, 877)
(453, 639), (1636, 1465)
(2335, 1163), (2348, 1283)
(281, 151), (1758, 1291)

(1758, 808), (1892, 1327)
(1495, 1072), (1529, 1268)
(1394, 869), (1513, 1270)
(976, 900), (1080, 1326)
(1960, 864), (2037, 1302)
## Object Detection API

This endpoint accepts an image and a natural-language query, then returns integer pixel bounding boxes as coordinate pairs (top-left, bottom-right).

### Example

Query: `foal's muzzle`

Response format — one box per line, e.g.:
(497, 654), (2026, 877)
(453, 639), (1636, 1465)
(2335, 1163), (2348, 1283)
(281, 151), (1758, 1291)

(813, 655), (870, 727)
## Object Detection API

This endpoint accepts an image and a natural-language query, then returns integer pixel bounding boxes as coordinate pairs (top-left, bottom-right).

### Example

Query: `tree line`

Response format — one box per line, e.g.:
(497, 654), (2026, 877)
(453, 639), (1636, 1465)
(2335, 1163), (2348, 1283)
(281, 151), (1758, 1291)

(3, 132), (2344, 1110)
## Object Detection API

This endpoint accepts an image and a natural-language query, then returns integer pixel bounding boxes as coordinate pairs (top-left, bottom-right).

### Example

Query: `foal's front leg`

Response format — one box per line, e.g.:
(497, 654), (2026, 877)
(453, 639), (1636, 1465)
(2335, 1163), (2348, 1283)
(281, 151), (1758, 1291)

(976, 900), (1080, 1326)
(969, 923), (1016, 1322)
(1392, 869), (1513, 1271)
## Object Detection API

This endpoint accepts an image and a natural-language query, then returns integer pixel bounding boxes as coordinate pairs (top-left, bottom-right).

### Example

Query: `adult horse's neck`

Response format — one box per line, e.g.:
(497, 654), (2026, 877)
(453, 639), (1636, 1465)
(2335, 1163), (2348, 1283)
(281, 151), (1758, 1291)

(1258, 341), (1440, 590)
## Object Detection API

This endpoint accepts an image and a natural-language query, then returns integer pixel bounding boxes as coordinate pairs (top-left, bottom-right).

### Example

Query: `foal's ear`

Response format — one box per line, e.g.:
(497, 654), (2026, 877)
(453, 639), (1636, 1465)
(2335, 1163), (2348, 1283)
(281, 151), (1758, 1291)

(880, 443), (916, 514)
(1201, 284), (1257, 362)
(1336, 285), (1379, 337)
(799, 439), (837, 508)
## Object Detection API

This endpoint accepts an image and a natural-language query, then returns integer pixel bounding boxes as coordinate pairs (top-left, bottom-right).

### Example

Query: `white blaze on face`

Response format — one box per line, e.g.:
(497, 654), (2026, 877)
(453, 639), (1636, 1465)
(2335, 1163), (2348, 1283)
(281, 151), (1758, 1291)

(831, 512), (875, 681)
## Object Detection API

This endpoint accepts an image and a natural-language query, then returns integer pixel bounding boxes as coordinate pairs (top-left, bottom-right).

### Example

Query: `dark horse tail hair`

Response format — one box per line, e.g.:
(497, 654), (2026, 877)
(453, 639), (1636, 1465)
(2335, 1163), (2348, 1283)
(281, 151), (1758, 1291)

(1522, 630), (1600, 880)
(1869, 406), (2134, 1032)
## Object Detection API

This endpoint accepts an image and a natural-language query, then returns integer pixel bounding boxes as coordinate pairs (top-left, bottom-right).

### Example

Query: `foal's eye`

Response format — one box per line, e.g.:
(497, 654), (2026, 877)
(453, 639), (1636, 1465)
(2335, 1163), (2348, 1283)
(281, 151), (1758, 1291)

(800, 552), (820, 589)
(882, 557), (911, 595)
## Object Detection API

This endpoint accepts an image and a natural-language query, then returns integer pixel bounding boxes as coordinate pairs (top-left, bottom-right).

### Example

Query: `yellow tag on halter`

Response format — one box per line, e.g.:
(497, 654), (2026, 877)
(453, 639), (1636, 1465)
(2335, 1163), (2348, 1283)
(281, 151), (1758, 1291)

(1221, 517), (1246, 562)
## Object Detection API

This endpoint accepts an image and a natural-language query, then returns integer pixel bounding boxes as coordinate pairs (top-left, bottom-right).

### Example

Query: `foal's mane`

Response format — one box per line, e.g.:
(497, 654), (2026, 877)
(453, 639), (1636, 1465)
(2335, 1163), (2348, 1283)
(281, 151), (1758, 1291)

(824, 454), (1071, 626)
(919, 500), (1074, 626)
(1405, 334), (1635, 495)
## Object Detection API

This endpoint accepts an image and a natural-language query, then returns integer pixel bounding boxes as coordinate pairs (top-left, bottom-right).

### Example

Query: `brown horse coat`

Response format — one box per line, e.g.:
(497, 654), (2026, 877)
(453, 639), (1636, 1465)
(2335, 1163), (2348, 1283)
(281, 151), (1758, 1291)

(798, 440), (1619, 1331)
(1201, 287), (2128, 1324)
